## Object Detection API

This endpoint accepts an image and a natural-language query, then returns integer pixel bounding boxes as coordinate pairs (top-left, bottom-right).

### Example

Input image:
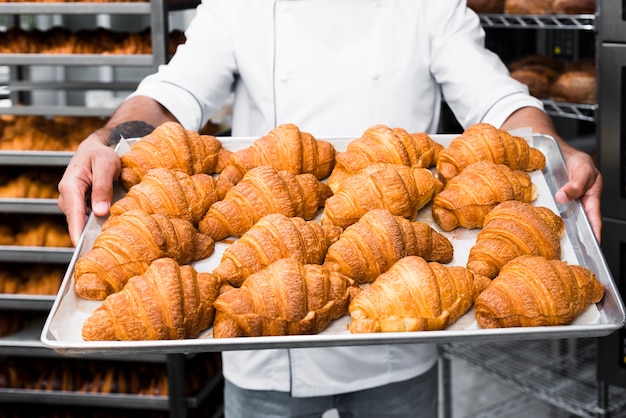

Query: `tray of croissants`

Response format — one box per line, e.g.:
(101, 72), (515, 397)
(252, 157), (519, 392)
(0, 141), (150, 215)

(40, 120), (625, 355)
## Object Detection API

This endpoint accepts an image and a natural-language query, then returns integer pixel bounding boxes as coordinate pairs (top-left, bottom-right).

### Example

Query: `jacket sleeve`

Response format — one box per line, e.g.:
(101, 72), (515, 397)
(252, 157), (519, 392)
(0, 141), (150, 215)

(427, 0), (544, 129)
(129, 0), (237, 131)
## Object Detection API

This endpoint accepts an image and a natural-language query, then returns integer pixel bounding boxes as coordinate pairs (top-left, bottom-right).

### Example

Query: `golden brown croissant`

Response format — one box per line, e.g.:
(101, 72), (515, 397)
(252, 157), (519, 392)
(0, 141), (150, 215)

(474, 255), (605, 328)
(215, 123), (335, 199)
(323, 163), (443, 229)
(213, 258), (359, 338)
(467, 200), (564, 278)
(324, 209), (453, 284)
(212, 213), (342, 288)
(327, 124), (443, 192)
(198, 165), (332, 241)
(74, 210), (215, 301)
(109, 168), (218, 225)
(349, 256), (491, 333)
(120, 121), (223, 189)
(82, 258), (222, 341)
(435, 123), (546, 183)
(431, 161), (537, 231)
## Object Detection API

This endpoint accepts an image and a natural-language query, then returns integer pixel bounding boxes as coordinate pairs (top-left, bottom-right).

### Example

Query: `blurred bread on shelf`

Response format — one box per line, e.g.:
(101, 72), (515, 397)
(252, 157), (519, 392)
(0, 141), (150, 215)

(467, 0), (505, 13)
(505, 0), (595, 14)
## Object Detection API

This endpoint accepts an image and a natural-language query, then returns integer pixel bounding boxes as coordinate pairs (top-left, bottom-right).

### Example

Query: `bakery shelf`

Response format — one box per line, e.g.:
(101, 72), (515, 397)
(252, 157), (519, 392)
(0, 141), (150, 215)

(0, 246), (73, 263)
(541, 100), (597, 122)
(0, 54), (154, 67)
(0, 372), (222, 411)
(441, 339), (626, 418)
(0, 199), (61, 214)
(0, 151), (73, 166)
(0, 105), (115, 117)
(0, 294), (55, 311)
(0, 0), (198, 14)
(479, 14), (596, 30)
(0, 2), (152, 14)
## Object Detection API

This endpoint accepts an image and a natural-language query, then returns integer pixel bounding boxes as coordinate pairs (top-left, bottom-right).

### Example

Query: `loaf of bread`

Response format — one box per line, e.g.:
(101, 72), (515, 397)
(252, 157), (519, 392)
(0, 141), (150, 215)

(467, 0), (505, 13)
(553, 0), (595, 14)
(505, 0), (554, 14)
(550, 69), (596, 104)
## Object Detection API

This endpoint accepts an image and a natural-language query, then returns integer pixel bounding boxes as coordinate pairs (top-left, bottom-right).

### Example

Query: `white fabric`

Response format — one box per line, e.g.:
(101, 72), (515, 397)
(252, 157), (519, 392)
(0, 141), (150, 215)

(130, 0), (544, 397)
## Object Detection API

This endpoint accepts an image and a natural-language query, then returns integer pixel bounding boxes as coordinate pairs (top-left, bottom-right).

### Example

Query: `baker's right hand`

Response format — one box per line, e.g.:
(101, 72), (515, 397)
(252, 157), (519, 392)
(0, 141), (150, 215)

(57, 132), (121, 246)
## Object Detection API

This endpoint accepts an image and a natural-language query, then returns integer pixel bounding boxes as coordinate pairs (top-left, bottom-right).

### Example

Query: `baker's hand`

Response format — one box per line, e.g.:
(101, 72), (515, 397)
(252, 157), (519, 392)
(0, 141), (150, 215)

(555, 149), (603, 243)
(57, 133), (121, 246)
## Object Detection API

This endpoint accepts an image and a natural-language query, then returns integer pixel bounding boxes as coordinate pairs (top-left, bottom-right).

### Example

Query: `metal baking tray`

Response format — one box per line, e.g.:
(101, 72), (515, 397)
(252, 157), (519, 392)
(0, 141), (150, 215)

(40, 132), (625, 355)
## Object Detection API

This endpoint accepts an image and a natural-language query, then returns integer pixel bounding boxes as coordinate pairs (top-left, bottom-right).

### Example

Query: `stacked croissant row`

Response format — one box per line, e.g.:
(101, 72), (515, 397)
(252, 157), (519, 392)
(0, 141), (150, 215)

(74, 120), (604, 341)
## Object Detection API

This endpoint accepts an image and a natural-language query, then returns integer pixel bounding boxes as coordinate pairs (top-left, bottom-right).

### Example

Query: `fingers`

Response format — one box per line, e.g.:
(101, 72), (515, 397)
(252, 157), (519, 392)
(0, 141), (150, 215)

(555, 152), (603, 243)
(57, 140), (121, 246)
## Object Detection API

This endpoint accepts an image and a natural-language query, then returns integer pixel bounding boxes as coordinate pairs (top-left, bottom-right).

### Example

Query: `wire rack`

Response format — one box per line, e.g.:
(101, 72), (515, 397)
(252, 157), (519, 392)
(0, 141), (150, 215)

(441, 339), (626, 418)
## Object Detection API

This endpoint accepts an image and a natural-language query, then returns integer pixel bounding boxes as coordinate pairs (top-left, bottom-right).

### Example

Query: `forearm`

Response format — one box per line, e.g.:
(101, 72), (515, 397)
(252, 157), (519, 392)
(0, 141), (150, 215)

(93, 96), (179, 146)
(500, 106), (577, 158)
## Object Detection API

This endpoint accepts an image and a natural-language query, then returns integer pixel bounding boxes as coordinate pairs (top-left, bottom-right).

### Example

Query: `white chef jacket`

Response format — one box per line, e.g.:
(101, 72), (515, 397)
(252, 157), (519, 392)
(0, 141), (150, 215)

(131, 0), (544, 397)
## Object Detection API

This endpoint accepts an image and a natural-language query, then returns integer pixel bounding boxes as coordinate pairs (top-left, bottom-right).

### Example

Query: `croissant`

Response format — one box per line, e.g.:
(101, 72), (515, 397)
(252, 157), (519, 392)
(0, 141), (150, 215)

(120, 121), (223, 189)
(213, 258), (359, 338)
(82, 258), (222, 341)
(198, 165), (332, 241)
(327, 124), (443, 192)
(349, 256), (491, 333)
(215, 123), (335, 199)
(212, 213), (342, 288)
(74, 210), (215, 301)
(109, 168), (219, 225)
(436, 123), (546, 183)
(474, 255), (605, 328)
(467, 201), (564, 278)
(324, 209), (453, 284)
(431, 161), (537, 231)
(323, 163), (443, 229)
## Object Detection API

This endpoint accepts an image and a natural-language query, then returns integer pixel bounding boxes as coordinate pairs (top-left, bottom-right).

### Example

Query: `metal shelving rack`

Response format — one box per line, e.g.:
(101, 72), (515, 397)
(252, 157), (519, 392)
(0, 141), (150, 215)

(0, 1), (224, 417)
(439, 11), (608, 418)
(441, 339), (626, 418)
(480, 13), (598, 123)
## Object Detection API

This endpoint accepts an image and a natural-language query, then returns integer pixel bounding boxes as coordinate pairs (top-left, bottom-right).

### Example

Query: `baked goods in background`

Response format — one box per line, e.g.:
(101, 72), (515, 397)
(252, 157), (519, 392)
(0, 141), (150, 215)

(324, 209), (453, 284)
(435, 122), (546, 183)
(431, 161), (537, 231)
(0, 215), (71, 247)
(550, 68), (597, 104)
(198, 166), (332, 241)
(474, 255), (605, 328)
(553, 0), (596, 14)
(0, 353), (221, 399)
(507, 55), (596, 104)
(467, 200), (565, 278)
(213, 258), (359, 338)
(327, 124), (442, 193)
(212, 213), (342, 288)
(74, 210), (215, 301)
(82, 258), (222, 341)
(505, 0), (554, 14)
(504, 0), (595, 14)
(120, 121), (223, 189)
(0, 26), (185, 55)
(349, 256), (491, 333)
(467, 0), (505, 14)
(323, 163), (442, 229)
(110, 168), (219, 225)
(0, 115), (104, 151)
(0, 264), (64, 295)
(0, 168), (62, 199)
(215, 123), (335, 199)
